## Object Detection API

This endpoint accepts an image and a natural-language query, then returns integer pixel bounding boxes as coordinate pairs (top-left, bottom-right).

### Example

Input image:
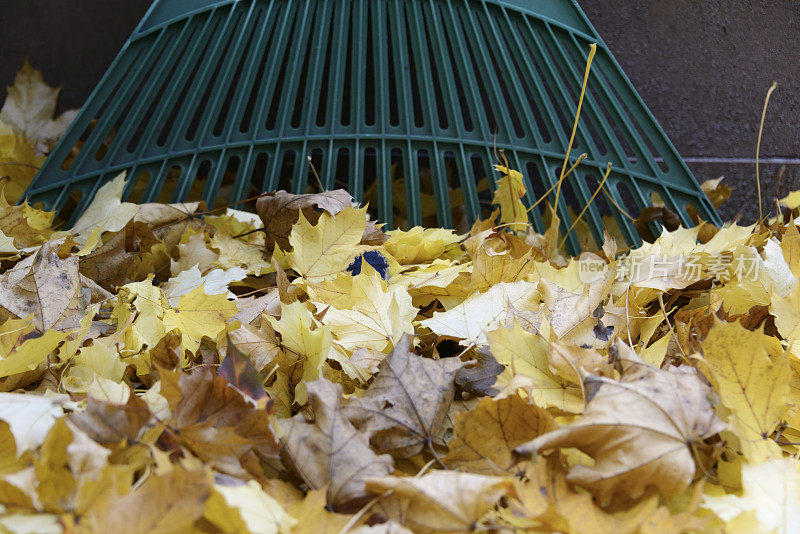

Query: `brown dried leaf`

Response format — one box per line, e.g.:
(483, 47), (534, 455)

(280, 378), (393, 511)
(444, 394), (556, 475)
(515, 346), (725, 502)
(161, 367), (279, 476)
(79, 467), (211, 533)
(0, 239), (86, 331)
(79, 220), (159, 290)
(69, 393), (152, 446)
(344, 334), (465, 458)
(366, 471), (511, 534)
(453, 348), (504, 397)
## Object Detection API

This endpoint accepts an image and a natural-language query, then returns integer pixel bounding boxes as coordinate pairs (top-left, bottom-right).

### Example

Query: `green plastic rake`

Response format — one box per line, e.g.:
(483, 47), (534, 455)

(23, 0), (720, 251)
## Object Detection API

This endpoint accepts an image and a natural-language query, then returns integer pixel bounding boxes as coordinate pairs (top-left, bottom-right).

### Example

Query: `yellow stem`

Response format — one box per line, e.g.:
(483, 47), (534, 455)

(554, 43), (597, 218)
(756, 81), (778, 222)
(602, 188), (635, 221)
(560, 162), (612, 248)
(526, 153), (588, 214)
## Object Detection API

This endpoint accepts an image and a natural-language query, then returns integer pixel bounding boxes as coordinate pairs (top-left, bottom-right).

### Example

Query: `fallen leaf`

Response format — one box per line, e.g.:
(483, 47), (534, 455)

(279, 378), (393, 511)
(698, 319), (788, 462)
(420, 280), (541, 346)
(162, 285), (238, 355)
(0, 239), (86, 331)
(453, 348), (504, 397)
(286, 487), (355, 534)
(0, 393), (65, 455)
(516, 347), (725, 502)
(444, 394), (556, 474)
(345, 335), (465, 458)
(70, 172), (138, 242)
(219, 335), (268, 403)
(283, 206), (366, 281)
(80, 467), (211, 533)
(366, 471), (511, 534)
(487, 323), (583, 413)
(204, 475), (297, 534)
(0, 316), (67, 380)
(493, 165), (529, 232)
(256, 189), (353, 254)
(0, 60), (78, 147)
(702, 458), (800, 534)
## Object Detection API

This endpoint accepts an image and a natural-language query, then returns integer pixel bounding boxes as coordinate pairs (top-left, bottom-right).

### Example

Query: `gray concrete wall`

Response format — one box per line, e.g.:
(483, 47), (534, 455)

(1, 0), (798, 222)
(579, 0), (800, 222)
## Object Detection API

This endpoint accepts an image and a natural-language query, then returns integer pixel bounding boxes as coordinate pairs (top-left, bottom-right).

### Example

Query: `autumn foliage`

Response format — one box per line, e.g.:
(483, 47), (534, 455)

(1, 63), (800, 533)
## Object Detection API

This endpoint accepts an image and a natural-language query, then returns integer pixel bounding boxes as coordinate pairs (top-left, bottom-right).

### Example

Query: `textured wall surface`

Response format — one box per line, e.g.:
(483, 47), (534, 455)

(580, 0), (800, 222)
(1, 0), (798, 222)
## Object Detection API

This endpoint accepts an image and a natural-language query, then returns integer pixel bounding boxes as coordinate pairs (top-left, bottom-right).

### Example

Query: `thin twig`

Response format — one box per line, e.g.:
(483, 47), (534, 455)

(554, 43), (597, 218)
(559, 162), (612, 247)
(756, 81), (778, 222)
(526, 153), (588, 214)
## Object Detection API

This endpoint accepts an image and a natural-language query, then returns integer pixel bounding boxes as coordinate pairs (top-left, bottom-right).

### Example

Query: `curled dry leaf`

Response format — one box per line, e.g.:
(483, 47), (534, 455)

(344, 334), (465, 458)
(160, 366), (279, 477)
(219, 334), (268, 403)
(444, 394), (556, 475)
(515, 345), (725, 502)
(0, 239), (86, 331)
(78, 220), (160, 290)
(366, 471), (511, 534)
(69, 392), (152, 446)
(453, 347), (504, 397)
(279, 378), (393, 511)
(502, 453), (703, 534)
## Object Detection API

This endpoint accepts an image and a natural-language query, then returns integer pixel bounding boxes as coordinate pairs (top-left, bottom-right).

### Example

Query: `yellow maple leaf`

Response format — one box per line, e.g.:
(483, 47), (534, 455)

(467, 229), (539, 291)
(285, 206), (366, 281)
(383, 226), (462, 265)
(163, 285), (238, 355)
(310, 264), (416, 361)
(115, 278), (169, 358)
(487, 323), (583, 413)
(0, 124), (46, 204)
(70, 172), (138, 242)
(0, 316), (67, 379)
(699, 319), (788, 462)
(62, 341), (127, 394)
(420, 280), (541, 346)
(780, 190), (800, 210)
(493, 165), (529, 231)
(287, 487), (355, 534)
(268, 301), (332, 403)
(702, 458), (800, 534)
(771, 223), (800, 354)
(204, 478), (297, 534)
(0, 187), (53, 247)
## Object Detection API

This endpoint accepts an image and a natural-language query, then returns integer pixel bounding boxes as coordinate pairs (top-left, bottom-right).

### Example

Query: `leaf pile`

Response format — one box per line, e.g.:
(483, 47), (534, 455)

(1, 63), (800, 534)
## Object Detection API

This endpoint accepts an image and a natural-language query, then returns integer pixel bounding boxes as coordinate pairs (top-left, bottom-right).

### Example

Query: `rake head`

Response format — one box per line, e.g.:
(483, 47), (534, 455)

(23, 0), (720, 251)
